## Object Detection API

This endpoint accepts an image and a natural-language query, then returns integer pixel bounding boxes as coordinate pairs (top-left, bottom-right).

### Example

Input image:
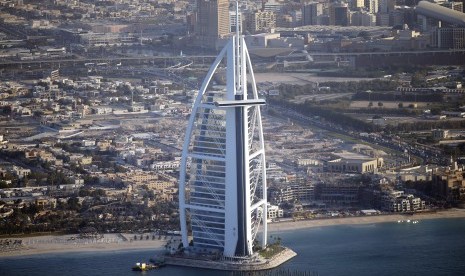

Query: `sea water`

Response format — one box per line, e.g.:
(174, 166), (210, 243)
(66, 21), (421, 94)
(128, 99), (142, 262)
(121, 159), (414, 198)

(1, 218), (465, 276)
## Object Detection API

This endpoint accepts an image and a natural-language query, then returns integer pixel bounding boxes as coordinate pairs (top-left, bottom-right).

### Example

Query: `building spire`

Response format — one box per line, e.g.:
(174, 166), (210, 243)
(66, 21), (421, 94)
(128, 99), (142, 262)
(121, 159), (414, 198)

(236, 0), (240, 40)
(235, 0), (243, 96)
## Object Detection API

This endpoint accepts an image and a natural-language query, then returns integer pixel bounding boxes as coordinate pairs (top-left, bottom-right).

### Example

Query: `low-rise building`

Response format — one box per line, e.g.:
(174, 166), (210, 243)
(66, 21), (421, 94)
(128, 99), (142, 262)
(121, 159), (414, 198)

(381, 191), (426, 212)
(267, 203), (283, 221)
(268, 182), (314, 204)
(326, 151), (383, 173)
(316, 182), (361, 206)
(432, 164), (465, 202)
(432, 129), (450, 141)
(35, 197), (57, 209)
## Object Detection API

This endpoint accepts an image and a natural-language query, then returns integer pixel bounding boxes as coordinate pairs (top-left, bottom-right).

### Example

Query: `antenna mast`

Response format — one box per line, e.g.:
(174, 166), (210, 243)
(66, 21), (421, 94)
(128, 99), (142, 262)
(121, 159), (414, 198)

(235, 0), (243, 96)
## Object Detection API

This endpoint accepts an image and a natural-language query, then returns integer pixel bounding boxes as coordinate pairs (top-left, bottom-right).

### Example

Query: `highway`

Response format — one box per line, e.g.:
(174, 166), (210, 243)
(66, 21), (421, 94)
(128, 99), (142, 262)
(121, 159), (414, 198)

(0, 55), (216, 68)
(1, 49), (464, 68)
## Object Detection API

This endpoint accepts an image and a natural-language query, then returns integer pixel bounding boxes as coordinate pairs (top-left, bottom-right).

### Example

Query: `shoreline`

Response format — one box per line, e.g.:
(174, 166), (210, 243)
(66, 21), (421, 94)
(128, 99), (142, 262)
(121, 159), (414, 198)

(1, 209), (465, 258)
(0, 233), (167, 258)
(268, 208), (465, 232)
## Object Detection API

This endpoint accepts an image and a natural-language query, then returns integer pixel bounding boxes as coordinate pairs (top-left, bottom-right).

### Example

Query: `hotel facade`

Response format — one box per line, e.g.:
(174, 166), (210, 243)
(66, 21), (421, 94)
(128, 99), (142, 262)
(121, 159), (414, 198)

(178, 12), (268, 257)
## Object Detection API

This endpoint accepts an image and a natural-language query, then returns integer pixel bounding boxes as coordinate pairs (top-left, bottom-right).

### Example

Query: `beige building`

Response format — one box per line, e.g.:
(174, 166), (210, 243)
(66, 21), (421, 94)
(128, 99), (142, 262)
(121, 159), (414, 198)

(145, 180), (174, 191)
(119, 171), (159, 184)
(432, 129), (449, 141)
(96, 140), (112, 151)
(117, 171), (176, 191)
(35, 197), (57, 209)
(69, 154), (92, 166)
(432, 165), (465, 202)
(158, 187), (178, 201)
(195, 0), (230, 49)
(397, 165), (434, 182)
(245, 11), (276, 34)
(326, 152), (383, 173)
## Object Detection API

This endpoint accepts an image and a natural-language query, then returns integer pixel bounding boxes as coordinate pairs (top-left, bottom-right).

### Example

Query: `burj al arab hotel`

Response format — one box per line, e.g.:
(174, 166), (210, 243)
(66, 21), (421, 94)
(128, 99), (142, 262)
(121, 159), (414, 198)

(178, 4), (268, 258)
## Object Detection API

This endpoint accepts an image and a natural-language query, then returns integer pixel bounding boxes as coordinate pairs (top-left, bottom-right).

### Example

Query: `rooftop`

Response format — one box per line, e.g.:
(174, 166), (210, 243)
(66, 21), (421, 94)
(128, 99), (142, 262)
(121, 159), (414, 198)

(416, 1), (465, 27)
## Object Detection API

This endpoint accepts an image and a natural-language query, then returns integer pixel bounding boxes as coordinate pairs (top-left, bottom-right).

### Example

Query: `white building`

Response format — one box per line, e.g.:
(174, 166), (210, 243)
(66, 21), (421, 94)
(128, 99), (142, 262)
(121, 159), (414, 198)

(382, 191), (426, 212)
(178, 11), (268, 257)
(267, 204), (284, 221)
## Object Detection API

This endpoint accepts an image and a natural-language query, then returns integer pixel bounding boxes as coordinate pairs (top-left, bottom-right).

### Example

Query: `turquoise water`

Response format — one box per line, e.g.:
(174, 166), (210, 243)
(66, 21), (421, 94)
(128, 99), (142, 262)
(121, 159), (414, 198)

(1, 218), (465, 276)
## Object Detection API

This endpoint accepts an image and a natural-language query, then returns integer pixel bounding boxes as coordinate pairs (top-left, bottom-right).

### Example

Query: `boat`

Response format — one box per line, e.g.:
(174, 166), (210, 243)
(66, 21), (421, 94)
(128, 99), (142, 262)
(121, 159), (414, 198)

(131, 262), (159, 271)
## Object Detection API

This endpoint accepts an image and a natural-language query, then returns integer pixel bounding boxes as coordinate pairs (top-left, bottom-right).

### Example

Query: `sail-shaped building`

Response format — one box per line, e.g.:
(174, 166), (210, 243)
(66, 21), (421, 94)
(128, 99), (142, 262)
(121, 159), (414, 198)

(178, 4), (267, 257)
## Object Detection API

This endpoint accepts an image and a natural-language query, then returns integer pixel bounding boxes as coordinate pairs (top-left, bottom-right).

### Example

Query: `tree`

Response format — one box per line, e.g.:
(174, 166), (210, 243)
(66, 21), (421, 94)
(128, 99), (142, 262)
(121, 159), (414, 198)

(378, 102), (383, 107)
(0, 180), (10, 189)
(83, 175), (99, 186)
(25, 204), (39, 215)
(1, 105), (12, 115)
(67, 197), (80, 211)
(78, 189), (91, 197)
(398, 103), (404, 108)
(47, 171), (70, 186)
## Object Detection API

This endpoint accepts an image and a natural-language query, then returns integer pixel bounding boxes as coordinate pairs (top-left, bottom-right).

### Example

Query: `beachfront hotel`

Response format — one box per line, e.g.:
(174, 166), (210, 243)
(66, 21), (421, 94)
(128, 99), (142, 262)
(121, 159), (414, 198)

(178, 3), (268, 257)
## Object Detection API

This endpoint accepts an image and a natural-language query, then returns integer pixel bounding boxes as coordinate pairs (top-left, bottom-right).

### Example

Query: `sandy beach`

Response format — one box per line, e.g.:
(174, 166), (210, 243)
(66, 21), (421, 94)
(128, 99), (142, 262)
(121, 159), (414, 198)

(268, 208), (465, 232)
(0, 233), (168, 258)
(1, 209), (465, 258)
